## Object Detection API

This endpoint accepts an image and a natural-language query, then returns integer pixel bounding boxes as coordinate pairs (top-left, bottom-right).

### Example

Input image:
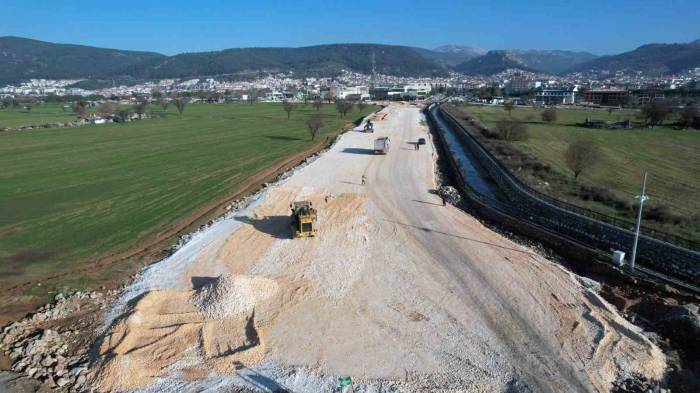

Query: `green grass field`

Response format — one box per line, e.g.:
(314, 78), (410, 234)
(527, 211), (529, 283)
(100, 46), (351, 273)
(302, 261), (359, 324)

(0, 102), (79, 128)
(458, 104), (700, 242)
(0, 102), (377, 293)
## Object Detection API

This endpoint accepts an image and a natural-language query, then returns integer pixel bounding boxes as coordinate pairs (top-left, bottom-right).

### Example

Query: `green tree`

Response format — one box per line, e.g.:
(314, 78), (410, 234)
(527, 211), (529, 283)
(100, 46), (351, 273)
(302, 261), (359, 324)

(640, 102), (669, 127)
(679, 104), (699, 129)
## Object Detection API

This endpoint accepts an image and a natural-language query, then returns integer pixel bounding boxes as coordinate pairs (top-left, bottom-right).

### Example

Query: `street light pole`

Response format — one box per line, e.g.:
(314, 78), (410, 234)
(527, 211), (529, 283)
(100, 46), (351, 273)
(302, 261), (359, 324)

(629, 172), (648, 271)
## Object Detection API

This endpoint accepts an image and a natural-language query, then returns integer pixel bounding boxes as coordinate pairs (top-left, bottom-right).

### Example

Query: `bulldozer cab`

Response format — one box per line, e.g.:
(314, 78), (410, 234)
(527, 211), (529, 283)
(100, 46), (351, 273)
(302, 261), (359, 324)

(290, 201), (318, 238)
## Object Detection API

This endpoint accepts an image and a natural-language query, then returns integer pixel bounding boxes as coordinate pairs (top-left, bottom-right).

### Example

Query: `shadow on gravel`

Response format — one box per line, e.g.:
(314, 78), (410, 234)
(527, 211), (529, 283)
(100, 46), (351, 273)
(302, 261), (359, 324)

(412, 199), (442, 206)
(342, 148), (375, 155)
(235, 215), (290, 239)
(384, 219), (537, 256)
(231, 361), (292, 392)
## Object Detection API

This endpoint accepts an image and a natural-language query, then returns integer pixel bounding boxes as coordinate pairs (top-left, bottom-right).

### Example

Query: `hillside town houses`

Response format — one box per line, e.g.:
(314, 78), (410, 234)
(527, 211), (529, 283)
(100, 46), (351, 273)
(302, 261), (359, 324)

(1, 66), (698, 108)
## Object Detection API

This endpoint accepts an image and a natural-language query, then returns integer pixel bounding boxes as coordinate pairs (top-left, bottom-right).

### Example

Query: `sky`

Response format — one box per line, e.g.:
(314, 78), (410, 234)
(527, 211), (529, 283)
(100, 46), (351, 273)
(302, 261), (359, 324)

(2, 0), (699, 56)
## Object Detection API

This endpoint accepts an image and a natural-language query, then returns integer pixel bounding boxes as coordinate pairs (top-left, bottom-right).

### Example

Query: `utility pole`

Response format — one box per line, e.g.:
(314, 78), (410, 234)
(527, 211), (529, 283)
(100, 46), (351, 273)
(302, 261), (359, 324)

(370, 51), (376, 100)
(629, 172), (648, 271)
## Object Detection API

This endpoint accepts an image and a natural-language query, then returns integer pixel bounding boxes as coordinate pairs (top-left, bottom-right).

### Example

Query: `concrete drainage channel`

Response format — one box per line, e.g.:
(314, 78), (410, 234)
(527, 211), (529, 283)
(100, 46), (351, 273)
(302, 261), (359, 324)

(428, 103), (700, 291)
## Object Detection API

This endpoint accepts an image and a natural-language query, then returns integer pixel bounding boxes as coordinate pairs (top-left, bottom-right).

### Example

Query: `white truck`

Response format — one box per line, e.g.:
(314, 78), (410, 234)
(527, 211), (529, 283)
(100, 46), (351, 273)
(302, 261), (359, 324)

(373, 137), (390, 154)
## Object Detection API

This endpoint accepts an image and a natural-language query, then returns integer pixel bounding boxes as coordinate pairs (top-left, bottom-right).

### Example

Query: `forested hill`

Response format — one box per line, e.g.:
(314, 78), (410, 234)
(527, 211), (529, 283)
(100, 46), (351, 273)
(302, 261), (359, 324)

(565, 40), (700, 76)
(0, 36), (165, 84)
(0, 37), (446, 83)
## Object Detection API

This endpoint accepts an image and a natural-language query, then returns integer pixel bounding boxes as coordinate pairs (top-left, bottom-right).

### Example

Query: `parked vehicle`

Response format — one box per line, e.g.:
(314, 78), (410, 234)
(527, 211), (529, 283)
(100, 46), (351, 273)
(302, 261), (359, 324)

(373, 137), (390, 154)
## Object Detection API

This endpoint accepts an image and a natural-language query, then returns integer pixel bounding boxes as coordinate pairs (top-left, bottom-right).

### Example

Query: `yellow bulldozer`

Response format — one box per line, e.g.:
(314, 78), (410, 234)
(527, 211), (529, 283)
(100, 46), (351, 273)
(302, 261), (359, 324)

(290, 201), (318, 238)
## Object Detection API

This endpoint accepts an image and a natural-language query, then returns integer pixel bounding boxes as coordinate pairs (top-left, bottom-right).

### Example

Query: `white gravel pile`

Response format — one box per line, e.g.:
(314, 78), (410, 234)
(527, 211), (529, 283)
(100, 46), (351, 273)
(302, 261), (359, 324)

(190, 274), (278, 319)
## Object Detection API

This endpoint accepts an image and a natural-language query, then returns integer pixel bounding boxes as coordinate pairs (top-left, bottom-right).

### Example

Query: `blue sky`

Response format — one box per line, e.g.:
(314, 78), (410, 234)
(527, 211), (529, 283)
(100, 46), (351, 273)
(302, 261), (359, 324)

(2, 0), (698, 55)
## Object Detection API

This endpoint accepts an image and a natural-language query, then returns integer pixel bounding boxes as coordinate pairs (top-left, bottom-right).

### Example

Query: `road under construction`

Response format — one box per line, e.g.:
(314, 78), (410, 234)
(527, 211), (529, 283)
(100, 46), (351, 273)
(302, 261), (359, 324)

(94, 104), (667, 392)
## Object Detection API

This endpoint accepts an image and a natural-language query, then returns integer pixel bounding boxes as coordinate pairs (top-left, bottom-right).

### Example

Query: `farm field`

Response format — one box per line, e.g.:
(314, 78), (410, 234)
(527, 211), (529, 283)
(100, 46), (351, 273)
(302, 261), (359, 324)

(455, 104), (700, 243)
(0, 102), (79, 128)
(0, 102), (377, 299)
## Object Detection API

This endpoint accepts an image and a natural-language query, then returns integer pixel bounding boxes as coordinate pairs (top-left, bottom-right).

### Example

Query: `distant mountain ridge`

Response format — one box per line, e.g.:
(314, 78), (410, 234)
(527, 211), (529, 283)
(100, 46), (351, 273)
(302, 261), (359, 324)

(565, 39), (700, 76)
(414, 45), (487, 66)
(124, 44), (447, 79)
(455, 49), (598, 75)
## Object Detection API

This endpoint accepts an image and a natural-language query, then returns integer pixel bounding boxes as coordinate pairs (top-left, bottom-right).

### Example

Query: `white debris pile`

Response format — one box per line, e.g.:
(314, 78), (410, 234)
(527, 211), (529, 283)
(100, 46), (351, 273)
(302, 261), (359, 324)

(190, 274), (278, 319)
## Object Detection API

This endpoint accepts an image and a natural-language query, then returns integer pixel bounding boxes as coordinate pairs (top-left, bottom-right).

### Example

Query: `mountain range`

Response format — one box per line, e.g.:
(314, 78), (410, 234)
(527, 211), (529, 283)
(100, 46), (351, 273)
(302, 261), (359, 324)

(565, 40), (700, 76)
(455, 49), (598, 75)
(1, 36), (699, 84)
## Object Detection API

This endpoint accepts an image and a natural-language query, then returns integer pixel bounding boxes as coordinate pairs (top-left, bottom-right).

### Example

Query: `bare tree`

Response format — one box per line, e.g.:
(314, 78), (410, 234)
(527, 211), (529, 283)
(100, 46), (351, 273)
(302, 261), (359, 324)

(358, 101), (367, 112)
(133, 100), (148, 116)
(173, 97), (189, 116)
(494, 118), (528, 141)
(307, 115), (324, 141)
(503, 101), (515, 116)
(282, 100), (294, 119)
(313, 100), (323, 111)
(117, 108), (131, 119)
(640, 101), (669, 127)
(679, 104), (699, 129)
(335, 99), (353, 117)
(73, 101), (87, 116)
(160, 99), (169, 112)
(247, 88), (258, 105)
(151, 88), (162, 99)
(565, 140), (602, 179)
(96, 102), (114, 116)
(541, 108), (557, 123)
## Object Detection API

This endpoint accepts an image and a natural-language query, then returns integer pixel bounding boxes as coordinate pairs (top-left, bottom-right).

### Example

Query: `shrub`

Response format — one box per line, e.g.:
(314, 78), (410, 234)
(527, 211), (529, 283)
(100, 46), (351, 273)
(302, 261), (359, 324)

(541, 108), (557, 123)
(641, 204), (684, 225)
(576, 185), (632, 211)
(494, 118), (529, 141)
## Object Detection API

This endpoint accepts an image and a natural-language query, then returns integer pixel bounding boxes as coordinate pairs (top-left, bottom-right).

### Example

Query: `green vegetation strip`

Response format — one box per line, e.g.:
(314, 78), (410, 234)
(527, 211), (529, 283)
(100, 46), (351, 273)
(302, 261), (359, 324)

(0, 102), (377, 289)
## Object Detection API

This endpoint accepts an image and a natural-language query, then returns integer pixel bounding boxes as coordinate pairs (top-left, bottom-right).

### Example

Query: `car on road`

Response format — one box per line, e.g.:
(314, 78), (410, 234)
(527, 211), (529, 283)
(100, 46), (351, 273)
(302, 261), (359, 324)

(417, 138), (426, 145)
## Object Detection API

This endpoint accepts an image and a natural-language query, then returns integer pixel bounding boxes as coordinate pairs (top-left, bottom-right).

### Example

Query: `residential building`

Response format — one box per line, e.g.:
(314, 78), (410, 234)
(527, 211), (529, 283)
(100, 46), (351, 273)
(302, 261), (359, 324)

(582, 88), (628, 106)
(505, 77), (533, 95)
(534, 87), (577, 105)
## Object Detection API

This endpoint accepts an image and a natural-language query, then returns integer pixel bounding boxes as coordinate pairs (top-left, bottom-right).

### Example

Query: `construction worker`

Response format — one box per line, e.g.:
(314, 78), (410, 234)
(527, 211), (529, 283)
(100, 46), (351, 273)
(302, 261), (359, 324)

(361, 175), (366, 185)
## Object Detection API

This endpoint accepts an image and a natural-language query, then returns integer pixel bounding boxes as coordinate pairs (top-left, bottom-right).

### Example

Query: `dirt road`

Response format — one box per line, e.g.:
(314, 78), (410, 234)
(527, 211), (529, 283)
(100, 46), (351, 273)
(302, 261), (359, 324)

(96, 104), (664, 392)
